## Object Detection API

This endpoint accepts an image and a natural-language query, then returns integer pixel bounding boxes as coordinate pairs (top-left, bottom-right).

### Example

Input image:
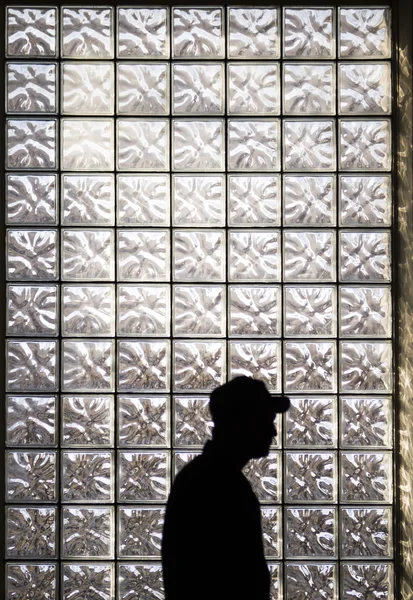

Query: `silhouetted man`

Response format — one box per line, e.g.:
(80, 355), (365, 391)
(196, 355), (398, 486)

(161, 376), (290, 600)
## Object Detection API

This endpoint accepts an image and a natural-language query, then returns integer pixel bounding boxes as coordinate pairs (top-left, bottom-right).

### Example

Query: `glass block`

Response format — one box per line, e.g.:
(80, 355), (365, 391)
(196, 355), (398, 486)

(62, 63), (114, 115)
(6, 395), (56, 447)
(339, 8), (391, 59)
(118, 230), (169, 282)
(174, 451), (202, 475)
(285, 452), (337, 503)
(7, 340), (57, 392)
(62, 395), (114, 448)
(118, 451), (169, 502)
(118, 340), (170, 392)
(228, 63), (279, 115)
(7, 563), (57, 600)
(173, 340), (226, 392)
(284, 231), (335, 282)
(62, 285), (115, 337)
(173, 120), (224, 171)
(173, 285), (225, 337)
(339, 119), (391, 171)
(228, 8), (280, 59)
(62, 563), (114, 600)
(62, 506), (114, 558)
(62, 229), (114, 281)
(285, 397), (336, 448)
(283, 64), (335, 115)
(6, 7), (57, 57)
(341, 396), (392, 448)
(61, 119), (114, 171)
(173, 8), (224, 58)
(7, 119), (57, 170)
(284, 342), (336, 392)
(117, 119), (169, 171)
(118, 285), (170, 337)
(229, 285), (281, 337)
(174, 396), (212, 447)
(340, 231), (391, 282)
(339, 63), (391, 115)
(117, 8), (169, 58)
(173, 230), (225, 282)
(7, 284), (58, 336)
(62, 451), (114, 502)
(243, 452), (280, 503)
(229, 231), (281, 282)
(7, 451), (56, 503)
(341, 563), (393, 599)
(340, 451), (393, 503)
(283, 175), (335, 226)
(117, 175), (170, 226)
(339, 175), (392, 226)
(283, 120), (335, 171)
(173, 63), (224, 115)
(62, 174), (114, 226)
(284, 8), (335, 58)
(6, 507), (56, 558)
(286, 563), (337, 599)
(62, 8), (114, 59)
(268, 563), (282, 600)
(228, 119), (280, 171)
(284, 286), (336, 337)
(62, 340), (115, 392)
(228, 175), (280, 227)
(118, 563), (164, 600)
(7, 62), (57, 113)
(286, 507), (336, 558)
(173, 175), (225, 226)
(7, 229), (58, 282)
(261, 507), (281, 558)
(340, 341), (392, 393)
(229, 341), (282, 392)
(340, 286), (392, 337)
(341, 507), (392, 558)
(118, 396), (169, 447)
(117, 63), (169, 115)
(6, 174), (57, 225)
(118, 506), (165, 558)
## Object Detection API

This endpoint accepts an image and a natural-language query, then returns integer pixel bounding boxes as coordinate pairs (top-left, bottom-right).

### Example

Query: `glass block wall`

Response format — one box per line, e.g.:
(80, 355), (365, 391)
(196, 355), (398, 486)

(4, 5), (394, 599)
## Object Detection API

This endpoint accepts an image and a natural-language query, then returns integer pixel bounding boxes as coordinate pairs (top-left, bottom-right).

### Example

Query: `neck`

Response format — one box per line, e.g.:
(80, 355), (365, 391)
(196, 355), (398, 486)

(206, 437), (250, 469)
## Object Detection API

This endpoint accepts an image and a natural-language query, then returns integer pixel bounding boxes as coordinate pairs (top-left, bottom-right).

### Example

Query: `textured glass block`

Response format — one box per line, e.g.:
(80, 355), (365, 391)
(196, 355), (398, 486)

(118, 563), (164, 600)
(339, 8), (391, 59)
(173, 8), (224, 58)
(286, 508), (336, 558)
(285, 452), (337, 503)
(7, 563), (57, 600)
(118, 341), (170, 392)
(118, 230), (169, 282)
(6, 174), (57, 225)
(339, 119), (391, 171)
(7, 63), (57, 113)
(340, 341), (393, 393)
(7, 284), (58, 336)
(284, 231), (335, 282)
(62, 563), (114, 600)
(7, 7), (57, 57)
(340, 286), (392, 337)
(62, 63), (114, 115)
(284, 8), (335, 58)
(118, 8), (169, 58)
(229, 285), (281, 337)
(339, 175), (391, 226)
(286, 563), (337, 599)
(228, 175), (280, 227)
(62, 8), (114, 59)
(118, 396), (169, 447)
(173, 340), (226, 392)
(61, 119), (114, 171)
(284, 342), (336, 392)
(228, 63), (280, 115)
(62, 174), (114, 226)
(119, 451), (169, 502)
(229, 341), (282, 392)
(174, 396), (212, 447)
(173, 120), (224, 171)
(228, 8), (279, 59)
(268, 563), (282, 600)
(341, 507), (392, 558)
(341, 563), (393, 599)
(243, 452), (280, 503)
(339, 63), (391, 115)
(62, 285), (115, 337)
(284, 286), (336, 337)
(229, 231), (281, 282)
(174, 451), (202, 475)
(285, 397), (336, 448)
(118, 507), (165, 558)
(173, 285), (225, 337)
(62, 340), (115, 392)
(284, 120), (335, 171)
(118, 63), (169, 115)
(283, 64), (334, 115)
(7, 340), (57, 392)
(7, 229), (58, 282)
(340, 451), (392, 503)
(6, 395), (56, 447)
(340, 231), (391, 282)
(341, 396), (392, 448)
(117, 175), (170, 226)
(7, 119), (57, 170)
(6, 506), (56, 558)
(118, 285), (170, 337)
(173, 64), (224, 115)
(62, 506), (114, 558)
(173, 175), (225, 226)
(62, 395), (114, 447)
(228, 119), (280, 171)
(7, 451), (56, 502)
(261, 508), (281, 558)
(62, 451), (114, 502)
(173, 230), (225, 282)
(283, 175), (335, 227)
(62, 229), (114, 282)
(117, 119), (169, 171)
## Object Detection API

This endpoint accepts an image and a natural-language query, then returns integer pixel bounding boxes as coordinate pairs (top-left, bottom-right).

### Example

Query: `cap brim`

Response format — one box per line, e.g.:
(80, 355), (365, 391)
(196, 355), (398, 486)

(269, 395), (291, 413)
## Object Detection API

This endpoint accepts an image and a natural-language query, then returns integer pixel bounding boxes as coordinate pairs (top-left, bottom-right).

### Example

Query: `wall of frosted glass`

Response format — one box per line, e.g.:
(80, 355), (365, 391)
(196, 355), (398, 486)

(4, 6), (394, 599)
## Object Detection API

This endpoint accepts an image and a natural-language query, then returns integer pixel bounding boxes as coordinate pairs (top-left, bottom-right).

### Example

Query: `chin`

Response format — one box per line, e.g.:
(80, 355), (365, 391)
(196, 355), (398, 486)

(251, 446), (271, 459)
